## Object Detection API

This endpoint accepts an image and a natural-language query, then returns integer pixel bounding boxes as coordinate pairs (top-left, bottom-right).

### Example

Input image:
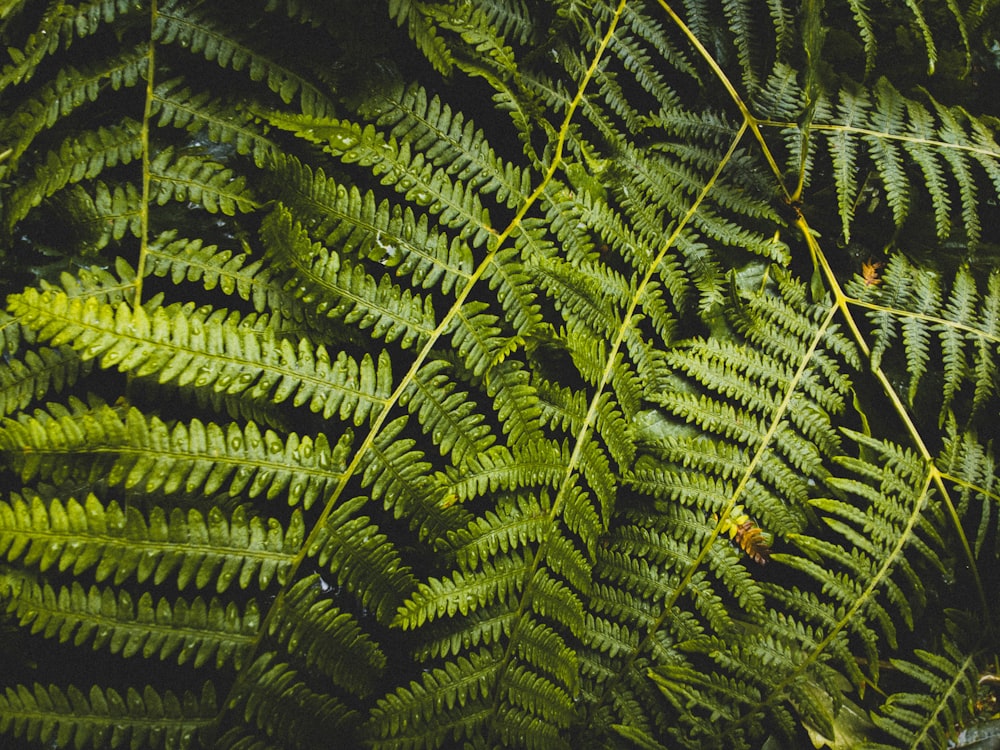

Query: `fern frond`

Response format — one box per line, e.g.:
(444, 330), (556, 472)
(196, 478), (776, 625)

(0, 268), (127, 417)
(356, 414), (472, 544)
(527, 567), (586, 638)
(401, 359), (495, 467)
(496, 663), (576, 744)
(6, 289), (394, 425)
(852, 254), (1000, 418)
(486, 359), (545, 445)
(151, 77), (279, 166)
(153, 0), (335, 116)
(597, 542), (731, 634)
(264, 112), (497, 247)
(0, 398), (354, 508)
(938, 419), (999, 556)
(365, 647), (499, 749)
(0, 345), (92, 417)
(4, 121), (143, 232)
(487, 240), (547, 334)
(778, 431), (942, 666)
(234, 652), (360, 746)
(432, 442), (565, 512)
(603, 9), (689, 130)
(394, 552), (529, 629)
(143, 232), (289, 316)
(149, 147), (257, 216)
(0, 45), (146, 166)
(814, 78), (1000, 245)
(828, 84), (867, 244)
(308, 495), (418, 626)
(62, 181), (143, 252)
(388, 0), (454, 76)
(0, 491), (304, 592)
(442, 487), (547, 563)
(261, 205), (437, 348)
(512, 614), (581, 694)
(531, 256), (622, 338)
(864, 614), (983, 749)
(0, 681), (217, 750)
(269, 575), (387, 697)
(447, 301), (511, 379)
(0, 0), (141, 90)
(0, 570), (259, 669)
(368, 83), (532, 209)
(269, 154), (476, 296)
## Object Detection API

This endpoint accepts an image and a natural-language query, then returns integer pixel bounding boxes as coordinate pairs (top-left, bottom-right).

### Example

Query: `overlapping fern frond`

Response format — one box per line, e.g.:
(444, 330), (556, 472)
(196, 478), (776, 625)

(1, 0), (999, 748)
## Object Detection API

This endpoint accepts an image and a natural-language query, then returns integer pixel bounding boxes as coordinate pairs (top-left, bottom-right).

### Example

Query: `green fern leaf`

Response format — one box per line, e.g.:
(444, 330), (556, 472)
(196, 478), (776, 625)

(0, 681), (216, 750)
(261, 205), (437, 348)
(0, 46), (146, 166)
(0, 570), (259, 669)
(498, 661), (576, 737)
(149, 147), (257, 215)
(393, 552), (529, 629)
(0, 0), (141, 90)
(939, 419), (999, 556)
(144, 232), (291, 316)
(308, 495), (418, 625)
(855, 255), (1000, 417)
(0, 346), (92, 417)
(151, 77), (279, 165)
(447, 301), (514, 378)
(828, 84), (868, 244)
(234, 652), (360, 745)
(62, 181), (143, 251)
(487, 241), (546, 334)
(269, 154), (476, 296)
(153, 0), (334, 116)
(4, 121), (143, 232)
(938, 265), (977, 415)
(356, 414), (472, 543)
(806, 75), (1000, 245)
(6, 288), (394, 425)
(388, 0), (454, 76)
(365, 647), (500, 749)
(0, 491), (304, 592)
(265, 112), (496, 247)
(402, 359), (495, 467)
(269, 575), (387, 697)
(368, 83), (532, 209)
(432, 441), (566, 511)
(863, 614), (982, 749)
(0, 398), (354, 508)
(486, 359), (545, 445)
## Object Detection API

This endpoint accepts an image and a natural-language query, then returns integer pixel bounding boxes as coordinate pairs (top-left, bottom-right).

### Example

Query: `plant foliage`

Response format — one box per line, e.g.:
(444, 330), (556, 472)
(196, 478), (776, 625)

(1, 0), (999, 748)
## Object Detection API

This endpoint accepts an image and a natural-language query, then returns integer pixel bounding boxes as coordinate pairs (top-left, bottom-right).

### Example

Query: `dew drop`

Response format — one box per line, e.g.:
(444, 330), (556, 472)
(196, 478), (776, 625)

(326, 129), (359, 151)
(195, 366), (214, 386)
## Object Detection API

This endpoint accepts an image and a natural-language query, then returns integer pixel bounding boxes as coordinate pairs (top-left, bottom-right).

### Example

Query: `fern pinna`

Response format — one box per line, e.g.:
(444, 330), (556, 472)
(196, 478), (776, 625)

(1, 0), (999, 748)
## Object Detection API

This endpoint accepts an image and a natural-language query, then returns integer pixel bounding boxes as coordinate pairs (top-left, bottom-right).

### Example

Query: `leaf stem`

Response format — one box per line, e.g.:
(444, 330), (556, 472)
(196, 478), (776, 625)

(135, 0), (157, 307)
